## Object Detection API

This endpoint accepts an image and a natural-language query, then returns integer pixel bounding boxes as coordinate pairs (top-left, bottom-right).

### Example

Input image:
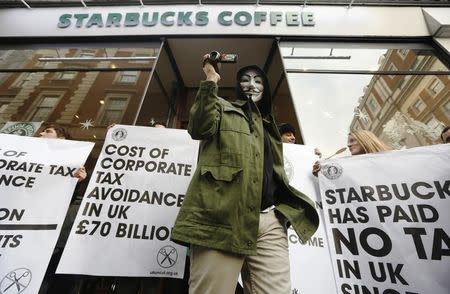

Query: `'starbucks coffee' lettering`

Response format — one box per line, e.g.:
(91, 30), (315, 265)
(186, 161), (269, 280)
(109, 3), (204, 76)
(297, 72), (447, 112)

(57, 11), (315, 28)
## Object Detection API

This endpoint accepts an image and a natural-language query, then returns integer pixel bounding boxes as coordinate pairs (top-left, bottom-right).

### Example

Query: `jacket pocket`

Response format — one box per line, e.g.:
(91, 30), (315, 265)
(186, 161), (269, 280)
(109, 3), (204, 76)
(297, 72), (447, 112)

(195, 165), (243, 228)
(200, 165), (242, 182)
(220, 106), (250, 135)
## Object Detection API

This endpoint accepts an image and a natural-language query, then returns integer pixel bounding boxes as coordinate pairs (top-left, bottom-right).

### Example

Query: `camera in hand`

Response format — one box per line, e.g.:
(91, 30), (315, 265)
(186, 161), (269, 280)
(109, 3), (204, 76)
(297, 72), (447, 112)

(205, 51), (238, 74)
(209, 51), (238, 63)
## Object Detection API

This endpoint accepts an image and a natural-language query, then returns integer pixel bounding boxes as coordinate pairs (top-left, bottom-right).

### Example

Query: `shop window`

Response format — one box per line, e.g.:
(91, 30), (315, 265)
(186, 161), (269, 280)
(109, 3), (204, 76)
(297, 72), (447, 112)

(280, 42), (450, 151)
(412, 99), (426, 114)
(11, 72), (34, 88)
(29, 95), (60, 121)
(427, 78), (444, 97)
(135, 44), (174, 127)
(0, 44), (160, 176)
(116, 71), (139, 84)
(98, 96), (129, 125)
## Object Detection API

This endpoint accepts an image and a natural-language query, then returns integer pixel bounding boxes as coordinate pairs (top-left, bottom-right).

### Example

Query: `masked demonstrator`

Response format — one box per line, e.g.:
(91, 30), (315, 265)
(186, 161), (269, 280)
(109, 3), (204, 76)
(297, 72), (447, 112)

(172, 54), (319, 294)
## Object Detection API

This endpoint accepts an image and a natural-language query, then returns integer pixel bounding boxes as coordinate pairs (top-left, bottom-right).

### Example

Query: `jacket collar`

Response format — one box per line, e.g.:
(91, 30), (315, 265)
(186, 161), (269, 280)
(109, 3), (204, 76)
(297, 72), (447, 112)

(230, 99), (248, 108)
(231, 99), (274, 123)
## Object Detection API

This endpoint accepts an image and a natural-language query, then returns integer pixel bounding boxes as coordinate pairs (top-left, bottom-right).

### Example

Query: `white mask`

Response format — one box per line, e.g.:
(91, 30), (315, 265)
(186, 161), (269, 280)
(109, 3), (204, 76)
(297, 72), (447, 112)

(239, 69), (264, 102)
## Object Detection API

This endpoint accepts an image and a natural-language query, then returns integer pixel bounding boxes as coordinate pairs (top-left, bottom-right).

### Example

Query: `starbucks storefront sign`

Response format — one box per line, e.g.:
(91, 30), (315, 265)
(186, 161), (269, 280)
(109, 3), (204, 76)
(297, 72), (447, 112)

(57, 10), (315, 29)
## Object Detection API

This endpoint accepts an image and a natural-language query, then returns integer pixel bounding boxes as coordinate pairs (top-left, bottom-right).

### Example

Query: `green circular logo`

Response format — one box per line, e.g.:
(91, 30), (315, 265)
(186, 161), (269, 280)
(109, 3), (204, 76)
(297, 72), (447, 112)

(0, 123), (37, 136)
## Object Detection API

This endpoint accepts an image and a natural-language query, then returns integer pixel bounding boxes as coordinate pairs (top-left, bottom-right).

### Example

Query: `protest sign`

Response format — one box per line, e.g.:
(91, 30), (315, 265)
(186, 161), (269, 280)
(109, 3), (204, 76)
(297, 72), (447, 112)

(283, 144), (337, 294)
(0, 134), (94, 294)
(319, 144), (450, 294)
(58, 125), (199, 278)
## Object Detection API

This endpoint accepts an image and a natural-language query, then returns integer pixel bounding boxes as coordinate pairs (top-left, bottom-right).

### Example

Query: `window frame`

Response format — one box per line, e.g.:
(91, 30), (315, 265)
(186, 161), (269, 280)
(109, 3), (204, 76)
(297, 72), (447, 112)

(427, 78), (444, 97)
(397, 49), (408, 59)
(443, 100), (450, 119)
(374, 77), (392, 101)
(55, 71), (78, 80)
(96, 94), (131, 126)
(412, 98), (426, 114)
(27, 92), (64, 122)
(10, 72), (34, 88)
(114, 71), (140, 85)
(367, 93), (381, 116)
(387, 63), (398, 79)
(78, 49), (97, 58)
(425, 115), (442, 130)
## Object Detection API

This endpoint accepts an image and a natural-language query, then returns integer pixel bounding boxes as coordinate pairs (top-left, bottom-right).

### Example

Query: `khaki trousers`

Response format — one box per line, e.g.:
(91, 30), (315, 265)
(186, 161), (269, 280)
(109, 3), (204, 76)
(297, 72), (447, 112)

(189, 210), (291, 294)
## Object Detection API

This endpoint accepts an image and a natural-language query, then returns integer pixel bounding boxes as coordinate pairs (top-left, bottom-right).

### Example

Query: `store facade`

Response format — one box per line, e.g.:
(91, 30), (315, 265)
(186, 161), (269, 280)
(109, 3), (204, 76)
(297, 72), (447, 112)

(0, 2), (449, 293)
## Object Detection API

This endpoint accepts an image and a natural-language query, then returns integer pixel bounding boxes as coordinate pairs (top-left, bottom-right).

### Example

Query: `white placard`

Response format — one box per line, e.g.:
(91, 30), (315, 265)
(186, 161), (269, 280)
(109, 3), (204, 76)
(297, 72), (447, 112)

(58, 125), (199, 278)
(283, 144), (337, 294)
(319, 144), (450, 294)
(0, 134), (94, 294)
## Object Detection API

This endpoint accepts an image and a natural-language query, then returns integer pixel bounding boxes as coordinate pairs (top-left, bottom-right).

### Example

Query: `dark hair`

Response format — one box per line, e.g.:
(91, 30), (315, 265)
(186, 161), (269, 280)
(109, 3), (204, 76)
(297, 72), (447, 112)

(441, 126), (450, 142)
(278, 123), (296, 136)
(44, 124), (70, 139)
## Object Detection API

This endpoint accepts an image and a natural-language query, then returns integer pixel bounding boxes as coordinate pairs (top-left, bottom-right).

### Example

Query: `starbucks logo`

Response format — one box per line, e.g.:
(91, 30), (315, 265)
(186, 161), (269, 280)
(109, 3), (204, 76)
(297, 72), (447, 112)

(321, 163), (343, 180)
(283, 155), (294, 182)
(0, 123), (37, 136)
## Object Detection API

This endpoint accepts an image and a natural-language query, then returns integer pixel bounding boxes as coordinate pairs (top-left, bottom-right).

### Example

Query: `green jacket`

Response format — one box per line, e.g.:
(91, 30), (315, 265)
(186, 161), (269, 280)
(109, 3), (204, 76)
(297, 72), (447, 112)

(172, 80), (319, 255)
